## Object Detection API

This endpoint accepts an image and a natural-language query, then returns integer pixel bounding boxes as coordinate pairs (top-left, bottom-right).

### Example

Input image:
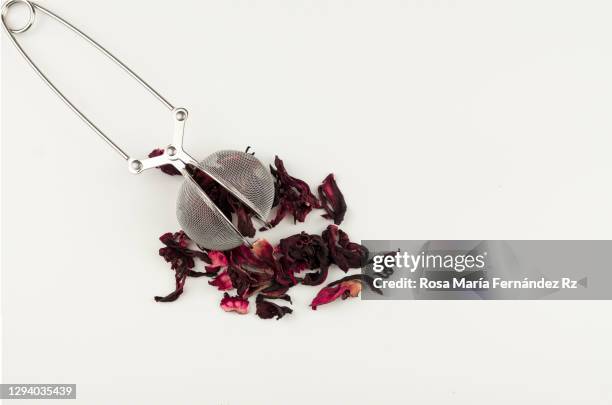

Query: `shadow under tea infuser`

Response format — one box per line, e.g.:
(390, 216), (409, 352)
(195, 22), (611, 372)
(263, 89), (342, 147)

(1, 0), (275, 251)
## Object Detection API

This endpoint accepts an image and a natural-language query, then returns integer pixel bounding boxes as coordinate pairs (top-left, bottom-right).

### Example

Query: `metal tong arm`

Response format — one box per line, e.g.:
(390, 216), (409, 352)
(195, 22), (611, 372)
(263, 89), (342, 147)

(129, 110), (271, 228)
(0, 0), (175, 161)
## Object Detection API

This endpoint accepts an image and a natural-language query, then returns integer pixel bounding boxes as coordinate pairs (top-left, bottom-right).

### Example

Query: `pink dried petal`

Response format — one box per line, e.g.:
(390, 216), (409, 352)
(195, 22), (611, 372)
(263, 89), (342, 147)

(310, 275), (381, 310)
(220, 293), (249, 314)
(205, 251), (228, 273)
(208, 270), (233, 291)
(318, 174), (347, 225)
(310, 279), (362, 310)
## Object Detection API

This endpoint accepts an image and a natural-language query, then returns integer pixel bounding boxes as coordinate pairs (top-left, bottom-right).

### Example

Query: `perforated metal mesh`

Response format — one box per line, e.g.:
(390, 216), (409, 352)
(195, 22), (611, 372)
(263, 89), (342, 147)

(175, 150), (275, 251)
(201, 150), (275, 220)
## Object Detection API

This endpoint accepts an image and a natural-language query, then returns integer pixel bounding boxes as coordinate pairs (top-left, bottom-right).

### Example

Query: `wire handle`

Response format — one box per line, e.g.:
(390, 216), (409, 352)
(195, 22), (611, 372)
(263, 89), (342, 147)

(1, 0), (175, 161)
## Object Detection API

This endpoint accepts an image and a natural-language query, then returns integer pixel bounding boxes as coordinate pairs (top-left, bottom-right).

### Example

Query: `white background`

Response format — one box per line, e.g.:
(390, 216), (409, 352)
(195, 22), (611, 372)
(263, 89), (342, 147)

(2, 0), (612, 404)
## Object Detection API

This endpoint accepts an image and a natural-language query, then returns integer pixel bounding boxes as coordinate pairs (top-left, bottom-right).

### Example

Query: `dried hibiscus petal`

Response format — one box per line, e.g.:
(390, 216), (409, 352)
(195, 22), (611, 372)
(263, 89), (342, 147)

(322, 225), (368, 272)
(229, 197), (256, 238)
(205, 251), (228, 273)
(225, 243), (276, 297)
(318, 174), (347, 225)
(220, 293), (249, 314)
(277, 232), (330, 285)
(149, 149), (181, 176)
(267, 156), (320, 228)
(260, 283), (291, 298)
(255, 295), (293, 320)
(158, 231), (209, 271)
(155, 231), (211, 302)
(310, 274), (381, 310)
(154, 269), (188, 302)
(208, 270), (233, 291)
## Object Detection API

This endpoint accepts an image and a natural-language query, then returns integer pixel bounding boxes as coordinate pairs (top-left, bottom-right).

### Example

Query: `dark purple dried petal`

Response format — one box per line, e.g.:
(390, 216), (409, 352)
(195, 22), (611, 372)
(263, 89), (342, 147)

(229, 197), (256, 238)
(155, 269), (188, 302)
(277, 232), (330, 285)
(227, 265), (256, 297)
(255, 295), (293, 320)
(260, 283), (291, 299)
(266, 156), (320, 228)
(301, 267), (329, 286)
(187, 270), (210, 278)
(318, 174), (347, 225)
(322, 225), (368, 272)
(158, 231), (209, 271)
(155, 231), (211, 302)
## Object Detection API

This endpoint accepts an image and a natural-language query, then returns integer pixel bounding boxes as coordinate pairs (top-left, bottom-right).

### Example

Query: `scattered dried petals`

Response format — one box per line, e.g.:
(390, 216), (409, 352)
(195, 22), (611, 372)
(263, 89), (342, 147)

(151, 152), (382, 319)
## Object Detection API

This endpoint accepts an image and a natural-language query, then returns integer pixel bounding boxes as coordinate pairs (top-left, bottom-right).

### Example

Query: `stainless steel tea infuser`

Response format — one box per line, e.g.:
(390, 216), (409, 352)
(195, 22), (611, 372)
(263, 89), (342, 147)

(1, 0), (275, 250)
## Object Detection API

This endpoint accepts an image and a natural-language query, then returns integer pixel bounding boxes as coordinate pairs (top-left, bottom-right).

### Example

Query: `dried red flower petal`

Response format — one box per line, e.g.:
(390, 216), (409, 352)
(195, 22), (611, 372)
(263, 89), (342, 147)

(322, 225), (368, 272)
(260, 283), (291, 298)
(229, 197), (256, 237)
(205, 251), (228, 273)
(310, 279), (361, 310)
(158, 231), (208, 271)
(251, 239), (277, 267)
(309, 274), (381, 310)
(267, 156), (320, 228)
(255, 295), (292, 320)
(220, 293), (249, 314)
(155, 231), (211, 302)
(226, 242), (276, 297)
(277, 232), (330, 285)
(149, 149), (181, 176)
(154, 269), (188, 302)
(318, 174), (347, 225)
(208, 270), (233, 291)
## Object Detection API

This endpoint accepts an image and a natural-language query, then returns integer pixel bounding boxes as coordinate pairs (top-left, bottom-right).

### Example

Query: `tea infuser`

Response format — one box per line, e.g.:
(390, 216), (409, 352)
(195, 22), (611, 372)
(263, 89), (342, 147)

(1, 0), (275, 251)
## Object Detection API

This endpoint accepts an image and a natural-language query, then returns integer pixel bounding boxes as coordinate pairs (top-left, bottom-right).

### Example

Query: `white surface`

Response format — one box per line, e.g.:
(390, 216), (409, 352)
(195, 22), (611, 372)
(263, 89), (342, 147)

(2, 0), (612, 404)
